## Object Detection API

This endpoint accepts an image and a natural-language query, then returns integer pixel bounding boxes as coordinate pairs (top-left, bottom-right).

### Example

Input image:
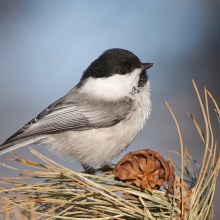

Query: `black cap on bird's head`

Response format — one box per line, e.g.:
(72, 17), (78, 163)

(80, 48), (153, 84)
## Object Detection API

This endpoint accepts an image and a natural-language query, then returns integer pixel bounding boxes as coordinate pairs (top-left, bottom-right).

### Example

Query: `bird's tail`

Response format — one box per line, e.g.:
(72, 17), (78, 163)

(0, 136), (45, 155)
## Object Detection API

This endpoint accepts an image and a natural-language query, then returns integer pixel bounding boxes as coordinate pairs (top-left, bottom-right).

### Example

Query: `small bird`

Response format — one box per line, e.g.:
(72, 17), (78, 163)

(0, 48), (153, 171)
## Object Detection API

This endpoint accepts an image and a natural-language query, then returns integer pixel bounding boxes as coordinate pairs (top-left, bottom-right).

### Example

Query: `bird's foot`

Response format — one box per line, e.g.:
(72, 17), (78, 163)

(82, 164), (96, 174)
(81, 163), (116, 173)
(99, 163), (115, 172)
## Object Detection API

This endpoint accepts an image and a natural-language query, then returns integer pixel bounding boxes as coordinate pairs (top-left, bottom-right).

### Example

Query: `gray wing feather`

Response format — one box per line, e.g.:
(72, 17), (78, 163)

(4, 95), (133, 143)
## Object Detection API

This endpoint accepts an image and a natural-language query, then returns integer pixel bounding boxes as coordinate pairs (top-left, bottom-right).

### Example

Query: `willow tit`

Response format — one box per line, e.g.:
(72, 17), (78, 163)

(0, 48), (153, 170)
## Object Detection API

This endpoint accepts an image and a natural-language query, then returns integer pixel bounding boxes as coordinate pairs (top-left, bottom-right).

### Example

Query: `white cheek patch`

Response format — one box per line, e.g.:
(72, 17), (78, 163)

(81, 68), (142, 100)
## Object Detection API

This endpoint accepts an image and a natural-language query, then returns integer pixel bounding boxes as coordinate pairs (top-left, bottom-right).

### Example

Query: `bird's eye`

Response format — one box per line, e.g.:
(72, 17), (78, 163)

(119, 69), (128, 74)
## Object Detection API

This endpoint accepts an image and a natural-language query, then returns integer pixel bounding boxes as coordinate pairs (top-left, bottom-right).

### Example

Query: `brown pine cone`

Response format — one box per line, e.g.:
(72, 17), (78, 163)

(112, 149), (175, 193)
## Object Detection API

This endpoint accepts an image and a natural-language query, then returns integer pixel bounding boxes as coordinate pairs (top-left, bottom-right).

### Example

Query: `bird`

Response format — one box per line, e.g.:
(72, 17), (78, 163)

(0, 48), (153, 171)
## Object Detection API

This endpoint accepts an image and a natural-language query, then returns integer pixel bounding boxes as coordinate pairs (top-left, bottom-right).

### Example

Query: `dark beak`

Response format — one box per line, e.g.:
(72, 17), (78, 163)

(141, 63), (154, 70)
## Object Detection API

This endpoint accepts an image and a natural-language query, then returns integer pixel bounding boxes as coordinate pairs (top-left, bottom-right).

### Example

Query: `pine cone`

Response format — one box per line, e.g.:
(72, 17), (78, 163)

(112, 149), (175, 193)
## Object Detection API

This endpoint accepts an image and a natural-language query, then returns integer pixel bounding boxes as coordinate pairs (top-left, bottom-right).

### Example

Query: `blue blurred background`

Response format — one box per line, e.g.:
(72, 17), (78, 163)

(0, 0), (220, 218)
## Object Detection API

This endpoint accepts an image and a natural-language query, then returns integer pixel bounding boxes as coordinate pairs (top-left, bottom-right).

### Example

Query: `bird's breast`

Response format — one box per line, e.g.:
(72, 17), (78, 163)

(45, 82), (151, 167)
